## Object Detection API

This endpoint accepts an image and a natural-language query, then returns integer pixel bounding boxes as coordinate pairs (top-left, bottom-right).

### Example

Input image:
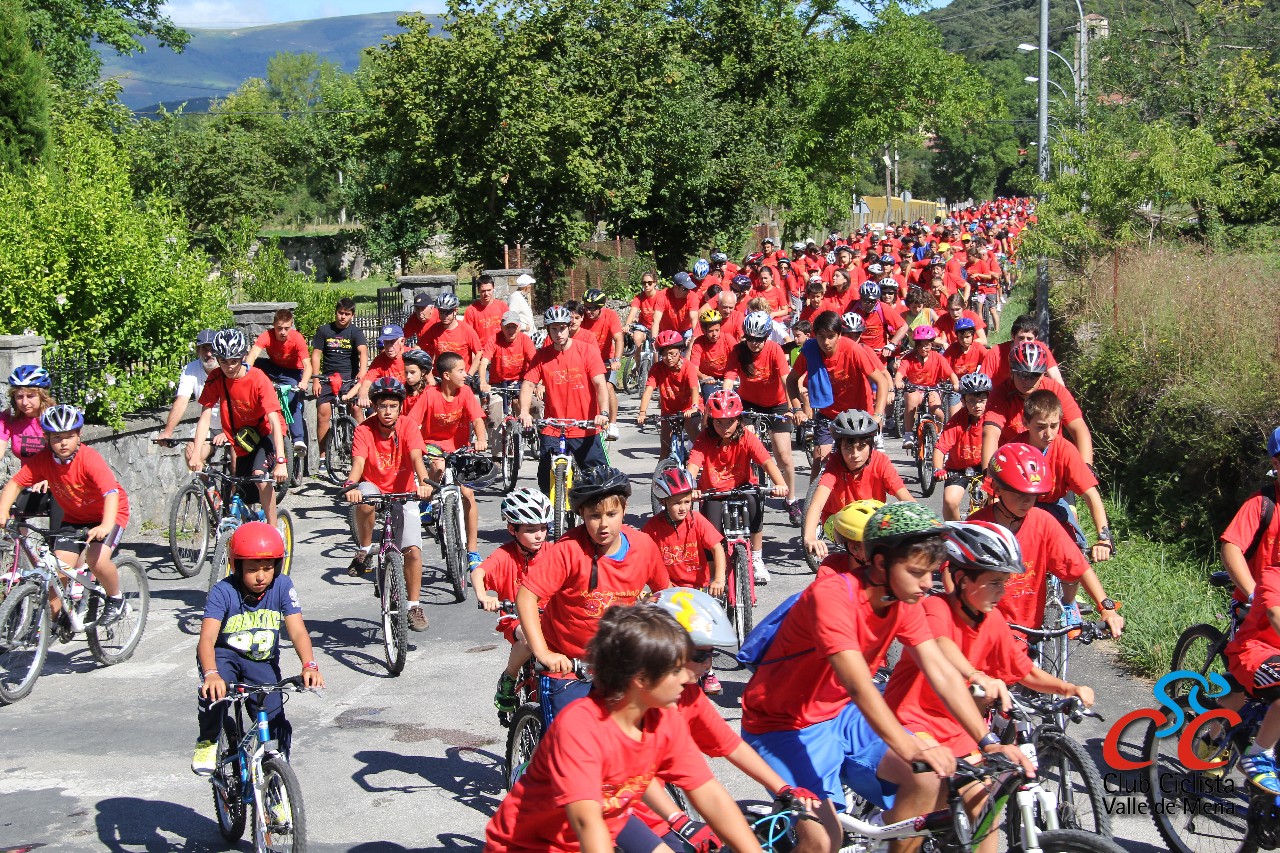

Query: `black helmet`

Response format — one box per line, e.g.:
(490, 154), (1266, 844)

(402, 348), (434, 371)
(369, 377), (407, 402)
(584, 289), (608, 309)
(568, 465), (632, 511)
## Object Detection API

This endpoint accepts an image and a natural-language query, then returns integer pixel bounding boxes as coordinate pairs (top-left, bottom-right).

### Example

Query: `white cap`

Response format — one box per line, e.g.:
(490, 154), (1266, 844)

(515, 273), (535, 287)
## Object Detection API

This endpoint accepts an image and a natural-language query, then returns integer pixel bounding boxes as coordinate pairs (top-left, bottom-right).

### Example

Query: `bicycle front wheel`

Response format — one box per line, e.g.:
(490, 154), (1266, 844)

(169, 482), (212, 577)
(1171, 624), (1230, 692)
(505, 704), (544, 790)
(441, 492), (468, 603)
(729, 548), (751, 648)
(323, 415), (358, 484)
(890, 390), (907, 439)
(381, 550), (408, 675)
(209, 529), (234, 592)
(550, 462), (570, 542)
(1039, 595), (1069, 680)
(276, 510), (295, 577)
(802, 474), (824, 573)
(259, 752), (307, 852)
(0, 583), (50, 704)
(212, 728), (246, 842)
(918, 421), (938, 498)
(1036, 829), (1130, 853)
(501, 423), (522, 493)
(88, 556), (149, 665)
(1009, 730), (1110, 840)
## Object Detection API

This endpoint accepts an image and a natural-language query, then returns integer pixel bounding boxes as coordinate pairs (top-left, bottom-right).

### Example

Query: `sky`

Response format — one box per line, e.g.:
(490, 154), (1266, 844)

(161, 0), (445, 27)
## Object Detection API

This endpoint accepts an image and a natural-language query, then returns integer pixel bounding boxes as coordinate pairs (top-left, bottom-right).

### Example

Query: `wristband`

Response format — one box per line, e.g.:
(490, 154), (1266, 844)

(204, 670), (221, 680)
(303, 661), (319, 671)
(341, 481), (358, 491)
(965, 669), (986, 685)
(978, 732), (1001, 749)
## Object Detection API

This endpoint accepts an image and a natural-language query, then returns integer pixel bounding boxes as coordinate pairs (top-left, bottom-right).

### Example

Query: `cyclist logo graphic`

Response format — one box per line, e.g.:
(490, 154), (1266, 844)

(1102, 669), (1235, 771)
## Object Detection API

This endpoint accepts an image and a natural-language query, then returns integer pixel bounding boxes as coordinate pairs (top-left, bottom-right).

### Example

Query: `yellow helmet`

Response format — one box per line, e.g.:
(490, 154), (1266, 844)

(699, 308), (723, 326)
(823, 499), (885, 545)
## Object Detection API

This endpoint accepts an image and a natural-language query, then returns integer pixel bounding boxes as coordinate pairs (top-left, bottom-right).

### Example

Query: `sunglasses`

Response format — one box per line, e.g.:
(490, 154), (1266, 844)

(690, 648), (714, 664)
(744, 335), (767, 344)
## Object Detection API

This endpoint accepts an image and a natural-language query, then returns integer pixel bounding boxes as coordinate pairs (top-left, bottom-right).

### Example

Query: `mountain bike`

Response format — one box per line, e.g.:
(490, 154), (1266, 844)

(271, 382), (309, 492)
(1169, 570), (1242, 698)
(344, 492), (419, 675)
(943, 467), (990, 520)
(159, 436), (232, 578)
(649, 413), (693, 516)
(505, 657), (590, 790)
(700, 485), (769, 648)
(423, 447), (493, 603)
(320, 377), (360, 485)
(1008, 616), (1112, 721)
(533, 419), (597, 541)
(486, 383), (525, 493)
(0, 522), (149, 704)
(203, 470), (295, 592)
(620, 324), (655, 397)
(743, 410), (789, 487)
(903, 381), (950, 498)
(207, 676), (317, 853)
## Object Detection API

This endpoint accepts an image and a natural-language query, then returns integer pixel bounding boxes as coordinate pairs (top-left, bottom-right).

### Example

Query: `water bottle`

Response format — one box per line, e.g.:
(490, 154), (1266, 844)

(257, 712), (271, 744)
(255, 507), (266, 522)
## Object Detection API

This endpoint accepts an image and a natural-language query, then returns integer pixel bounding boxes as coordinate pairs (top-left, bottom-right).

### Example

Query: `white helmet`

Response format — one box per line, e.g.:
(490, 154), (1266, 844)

(501, 488), (554, 525)
(742, 311), (771, 339)
(650, 588), (737, 647)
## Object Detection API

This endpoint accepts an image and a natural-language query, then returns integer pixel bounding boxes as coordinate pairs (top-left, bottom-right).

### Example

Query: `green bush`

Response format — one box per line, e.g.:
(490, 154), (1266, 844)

(586, 251), (659, 302)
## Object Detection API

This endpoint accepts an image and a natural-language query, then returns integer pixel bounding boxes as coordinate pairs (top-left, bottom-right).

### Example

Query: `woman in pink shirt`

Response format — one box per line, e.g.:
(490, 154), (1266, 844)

(0, 365), (56, 516)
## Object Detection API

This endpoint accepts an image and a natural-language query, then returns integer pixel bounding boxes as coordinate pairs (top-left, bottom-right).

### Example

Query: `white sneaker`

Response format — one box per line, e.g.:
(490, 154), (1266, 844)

(606, 423), (621, 441)
(292, 439), (307, 450)
(753, 554), (769, 585)
(874, 433), (885, 451)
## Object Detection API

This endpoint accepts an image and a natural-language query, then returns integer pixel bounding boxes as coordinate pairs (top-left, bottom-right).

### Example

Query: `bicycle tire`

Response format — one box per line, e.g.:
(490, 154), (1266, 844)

(551, 462), (570, 542)
(619, 353), (636, 395)
(276, 510), (295, 577)
(1039, 595), (1069, 681)
(323, 415), (358, 484)
(1171, 624), (1230, 695)
(891, 390), (907, 439)
(0, 583), (49, 704)
(212, 728), (247, 842)
(505, 704), (544, 790)
(729, 548), (751, 648)
(442, 492), (468, 603)
(288, 444), (306, 490)
(501, 423), (522, 493)
(1035, 829), (1130, 853)
(209, 529), (234, 592)
(88, 556), (149, 665)
(918, 421), (938, 498)
(636, 350), (654, 398)
(168, 482), (212, 577)
(803, 474), (824, 572)
(273, 471), (289, 508)
(1005, 730), (1109, 848)
(259, 752), (307, 852)
(666, 782), (702, 821)
(381, 549), (409, 676)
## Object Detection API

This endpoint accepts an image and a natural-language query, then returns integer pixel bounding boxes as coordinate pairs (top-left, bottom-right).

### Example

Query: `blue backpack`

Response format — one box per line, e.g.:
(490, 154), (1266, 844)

(736, 574), (856, 670)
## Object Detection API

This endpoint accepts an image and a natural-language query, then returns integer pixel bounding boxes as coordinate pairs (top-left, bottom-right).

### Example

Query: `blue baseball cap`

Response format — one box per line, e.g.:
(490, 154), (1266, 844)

(378, 324), (404, 344)
(195, 329), (217, 346)
(1268, 426), (1280, 458)
(673, 271), (696, 290)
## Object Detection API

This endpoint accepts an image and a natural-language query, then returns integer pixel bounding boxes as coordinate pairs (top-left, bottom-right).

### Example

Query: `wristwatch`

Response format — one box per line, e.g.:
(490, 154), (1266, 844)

(1100, 598), (1118, 611)
(978, 732), (1001, 749)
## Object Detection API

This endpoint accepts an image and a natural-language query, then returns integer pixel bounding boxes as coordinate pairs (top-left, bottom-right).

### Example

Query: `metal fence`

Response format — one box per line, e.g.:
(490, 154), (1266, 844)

(43, 344), (190, 416)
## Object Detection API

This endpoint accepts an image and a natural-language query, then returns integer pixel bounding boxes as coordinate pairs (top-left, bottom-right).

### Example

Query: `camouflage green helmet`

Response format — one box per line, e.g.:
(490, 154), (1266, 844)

(863, 502), (945, 555)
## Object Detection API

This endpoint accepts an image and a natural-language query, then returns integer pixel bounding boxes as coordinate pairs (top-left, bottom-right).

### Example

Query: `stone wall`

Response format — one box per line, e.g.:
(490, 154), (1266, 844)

(276, 233), (370, 282)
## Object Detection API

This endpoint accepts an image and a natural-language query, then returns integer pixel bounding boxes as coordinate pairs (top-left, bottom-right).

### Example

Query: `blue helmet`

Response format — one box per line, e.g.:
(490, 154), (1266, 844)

(1268, 426), (1280, 458)
(954, 317), (977, 333)
(39, 404), (84, 433)
(879, 253), (895, 266)
(692, 259), (710, 280)
(859, 280), (881, 301)
(8, 365), (52, 388)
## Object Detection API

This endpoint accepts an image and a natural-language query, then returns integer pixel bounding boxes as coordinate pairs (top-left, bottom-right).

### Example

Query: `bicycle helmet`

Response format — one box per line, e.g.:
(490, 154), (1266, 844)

(841, 312), (865, 335)
(436, 291), (460, 312)
(792, 241), (806, 253)
(912, 325), (938, 342)
(652, 466), (695, 502)
(369, 377), (407, 402)
(673, 272), (696, 291)
(39, 404), (84, 433)
(402, 348), (434, 371)
(836, 244), (853, 255)
(530, 329), (548, 348)
(7, 365), (52, 388)
(651, 587), (737, 648)
(544, 305), (572, 327)
(656, 330), (684, 350)
(692, 259), (710, 280)
(711, 252), (729, 263)
(954, 317), (977, 333)
(211, 328), (249, 360)
(584, 288), (608, 309)
(742, 311), (771, 339)
(777, 256), (791, 267)
(699, 308), (723, 327)
(879, 253), (896, 266)
(944, 520), (1024, 575)
(988, 442), (1053, 495)
(958, 372), (993, 395)
(706, 389), (744, 419)
(730, 274), (753, 292)
(859, 281), (881, 301)
(826, 251), (837, 265)
(1010, 340), (1049, 376)
(831, 409), (879, 439)
(866, 264), (884, 276)
(230, 521), (285, 563)
(568, 465), (632, 511)
(453, 452), (496, 484)
(929, 256), (946, 267)
(863, 502), (945, 552)
(829, 232), (842, 243)
(501, 487), (554, 526)
(824, 499), (885, 545)
(1269, 426), (1280, 458)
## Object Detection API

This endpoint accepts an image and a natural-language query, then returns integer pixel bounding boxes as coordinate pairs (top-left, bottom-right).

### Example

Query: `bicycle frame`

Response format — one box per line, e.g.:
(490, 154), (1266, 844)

(1, 525), (99, 633)
(701, 487), (768, 609)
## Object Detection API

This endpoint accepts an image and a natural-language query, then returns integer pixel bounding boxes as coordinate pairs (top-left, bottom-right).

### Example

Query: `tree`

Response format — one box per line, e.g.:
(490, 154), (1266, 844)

(0, 0), (50, 172)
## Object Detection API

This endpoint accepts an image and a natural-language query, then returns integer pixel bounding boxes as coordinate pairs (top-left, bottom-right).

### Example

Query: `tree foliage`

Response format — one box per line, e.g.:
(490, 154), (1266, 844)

(21, 0), (188, 90)
(0, 0), (50, 172)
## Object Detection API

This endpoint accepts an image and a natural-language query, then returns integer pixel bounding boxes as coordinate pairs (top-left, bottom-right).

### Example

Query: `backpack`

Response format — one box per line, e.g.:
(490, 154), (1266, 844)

(736, 573), (856, 670)
(1244, 482), (1278, 563)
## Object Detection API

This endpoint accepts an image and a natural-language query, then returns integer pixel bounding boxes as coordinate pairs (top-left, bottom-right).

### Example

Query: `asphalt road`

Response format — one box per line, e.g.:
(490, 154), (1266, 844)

(0, 392), (1170, 852)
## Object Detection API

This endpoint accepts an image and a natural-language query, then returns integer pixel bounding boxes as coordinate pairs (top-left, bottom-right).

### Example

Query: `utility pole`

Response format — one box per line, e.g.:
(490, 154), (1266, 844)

(1035, 0), (1051, 340)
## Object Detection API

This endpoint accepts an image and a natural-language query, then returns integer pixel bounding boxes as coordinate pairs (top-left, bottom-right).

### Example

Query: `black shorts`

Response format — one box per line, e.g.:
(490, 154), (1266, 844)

(743, 402), (791, 433)
(702, 493), (764, 536)
(52, 523), (124, 555)
(234, 436), (279, 480)
(1236, 657), (1280, 704)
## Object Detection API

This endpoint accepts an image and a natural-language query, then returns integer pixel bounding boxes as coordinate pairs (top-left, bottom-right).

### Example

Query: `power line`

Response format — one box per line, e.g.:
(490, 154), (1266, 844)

(950, 24), (1079, 51)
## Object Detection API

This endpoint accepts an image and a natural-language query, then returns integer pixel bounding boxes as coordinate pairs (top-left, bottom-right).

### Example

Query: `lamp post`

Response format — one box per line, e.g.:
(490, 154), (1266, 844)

(1020, 45), (1082, 126)
(1025, 75), (1071, 101)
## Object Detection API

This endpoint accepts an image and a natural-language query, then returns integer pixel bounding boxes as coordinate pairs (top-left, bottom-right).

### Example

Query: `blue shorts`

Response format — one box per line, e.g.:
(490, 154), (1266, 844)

(813, 414), (835, 447)
(743, 701), (899, 807)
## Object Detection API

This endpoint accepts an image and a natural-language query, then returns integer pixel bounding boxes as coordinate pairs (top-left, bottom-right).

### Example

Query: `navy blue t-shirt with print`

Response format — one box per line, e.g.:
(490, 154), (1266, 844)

(204, 575), (302, 663)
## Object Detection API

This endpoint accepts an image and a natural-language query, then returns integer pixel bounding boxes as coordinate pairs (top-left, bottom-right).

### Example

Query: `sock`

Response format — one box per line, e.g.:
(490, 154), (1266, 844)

(109, 594), (123, 602)
(407, 600), (419, 608)
(361, 544), (374, 555)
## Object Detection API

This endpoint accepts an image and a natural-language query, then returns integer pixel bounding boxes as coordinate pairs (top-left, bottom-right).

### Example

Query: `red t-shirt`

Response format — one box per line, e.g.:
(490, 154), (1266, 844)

(687, 429), (772, 492)
(419, 385), (484, 451)
(741, 571), (934, 733)
(579, 309), (623, 361)
(364, 352), (408, 386)
(899, 350), (955, 387)
(198, 368), (282, 457)
(944, 341), (988, 378)
(1014, 432), (1097, 503)
(750, 285), (789, 314)
(252, 329), (309, 370)
(856, 302), (905, 351)
(984, 377), (1083, 445)
(640, 511), (724, 588)
(884, 596), (1033, 756)
(479, 541), (549, 604)
(645, 360), (698, 415)
(933, 311), (986, 347)
(1228, 566), (1280, 687)
(403, 309), (438, 343)
(420, 321), (483, 367)
(13, 446), (130, 526)
(484, 693), (711, 853)
(818, 450), (905, 517)
(690, 334), (734, 381)
(629, 292), (661, 329)
(724, 340), (789, 408)
(351, 415), (427, 493)
(655, 289), (699, 335)
(1219, 483), (1280, 603)
(484, 333), (537, 383)
(937, 411), (984, 472)
(981, 341), (1060, 386)
(791, 337), (882, 419)
(968, 506), (1091, 628)
(464, 299), (509, 347)
(522, 525), (670, 659)
(526, 341), (606, 439)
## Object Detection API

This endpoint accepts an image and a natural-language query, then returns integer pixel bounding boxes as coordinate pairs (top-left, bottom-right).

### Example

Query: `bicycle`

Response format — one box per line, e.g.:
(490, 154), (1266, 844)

(271, 382), (310, 492)
(206, 676), (317, 852)
(422, 447), (493, 603)
(620, 324), (656, 397)
(901, 381), (949, 498)
(485, 383), (525, 493)
(158, 436), (232, 578)
(343, 492), (420, 675)
(320, 377), (360, 485)
(0, 521), (149, 704)
(202, 470), (296, 593)
(700, 485), (769, 648)
(1008, 615), (1112, 732)
(504, 657), (590, 790)
(533, 418), (597, 541)
(1169, 570), (1243, 697)
(743, 410), (790, 487)
(649, 413), (693, 517)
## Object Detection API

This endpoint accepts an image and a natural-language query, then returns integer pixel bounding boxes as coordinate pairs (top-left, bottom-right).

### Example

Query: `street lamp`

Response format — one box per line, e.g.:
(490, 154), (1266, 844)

(1025, 76), (1070, 101)
(1018, 43), (1081, 107)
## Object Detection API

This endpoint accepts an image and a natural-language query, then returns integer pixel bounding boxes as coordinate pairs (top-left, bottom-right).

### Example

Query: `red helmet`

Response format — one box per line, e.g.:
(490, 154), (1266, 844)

(706, 389), (743, 419)
(230, 521), (285, 562)
(652, 466), (695, 501)
(656, 330), (684, 350)
(1009, 340), (1049, 376)
(988, 442), (1053, 495)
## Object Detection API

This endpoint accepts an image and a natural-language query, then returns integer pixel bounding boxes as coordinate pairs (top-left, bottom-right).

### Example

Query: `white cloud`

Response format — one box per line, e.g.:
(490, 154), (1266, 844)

(163, 0), (283, 26)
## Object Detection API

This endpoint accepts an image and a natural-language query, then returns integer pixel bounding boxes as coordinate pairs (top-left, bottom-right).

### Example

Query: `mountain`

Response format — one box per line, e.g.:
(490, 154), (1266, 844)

(98, 12), (441, 111)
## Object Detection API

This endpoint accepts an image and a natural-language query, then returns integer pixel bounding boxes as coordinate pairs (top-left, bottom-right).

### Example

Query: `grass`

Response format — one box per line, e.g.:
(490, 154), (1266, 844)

(989, 269), (1033, 346)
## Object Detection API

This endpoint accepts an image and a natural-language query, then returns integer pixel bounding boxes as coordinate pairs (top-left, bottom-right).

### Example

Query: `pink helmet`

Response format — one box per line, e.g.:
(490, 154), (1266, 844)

(706, 389), (744, 419)
(656, 330), (684, 350)
(913, 325), (938, 342)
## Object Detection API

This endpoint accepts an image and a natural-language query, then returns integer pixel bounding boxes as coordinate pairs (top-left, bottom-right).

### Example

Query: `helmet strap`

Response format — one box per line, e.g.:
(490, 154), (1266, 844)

(953, 572), (986, 625)
(858, 561), (898, 603)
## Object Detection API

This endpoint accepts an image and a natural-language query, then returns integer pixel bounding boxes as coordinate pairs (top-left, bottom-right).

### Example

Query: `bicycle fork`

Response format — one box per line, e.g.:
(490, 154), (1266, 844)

(1014, 783), (1060, 853)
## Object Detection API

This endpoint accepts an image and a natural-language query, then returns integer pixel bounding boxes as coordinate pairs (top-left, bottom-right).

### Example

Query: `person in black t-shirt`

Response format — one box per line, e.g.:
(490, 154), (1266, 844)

(309, 298), (369, 471)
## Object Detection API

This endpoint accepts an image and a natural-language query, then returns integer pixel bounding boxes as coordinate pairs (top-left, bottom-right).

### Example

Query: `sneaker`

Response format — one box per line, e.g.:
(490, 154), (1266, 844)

(494, 673), (518, 713)
(98, 596), (125, 627)
(408, 605), (429, 632)
(293, 439), (308, 451)
(347, 552), (368, 578)
(1195, 732), (1231, 780)
(787, 501), (804, 527)
(468, 551), (482, 572)
(702, 673), (723, 695)
(902, 436), (916, 451)
(267, 798), (292, 829)
(753, 554), (769, 585)
(606, 422), (621, 441)
(1240, 750), (1280, 794)
(192, 740), (218, 775)
(874, 433), (885, 451)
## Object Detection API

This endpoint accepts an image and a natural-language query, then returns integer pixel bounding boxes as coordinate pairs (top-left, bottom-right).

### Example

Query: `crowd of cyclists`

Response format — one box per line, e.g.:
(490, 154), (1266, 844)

(4, 195), (1280, 853)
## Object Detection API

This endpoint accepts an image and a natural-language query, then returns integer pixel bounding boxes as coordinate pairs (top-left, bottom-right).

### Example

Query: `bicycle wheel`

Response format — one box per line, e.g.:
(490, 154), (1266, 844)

(168, 482), (212, 578)
(1036, 829), (1130, 853)
(441, 492), (468, 603)
(288, 444), (306, 490)
(505, 704), (544, 790)
(259, 752), (307, 852)
(0, 583), (50, 704)
(1039, 596), (1069, 681)
(1171, 624), (1230, 694)
(551, 462), (570, 542)
(323, 415), (358, 484)
(1144, 697), (1254, 853)
(666, 782), (702, 821)
(88, 556), (149, 665)
(381, 549), (408, 676)
(891, 390), (907, 439)
(803, 474), (824, 572)
(212, 728), (247, 842)
(918, 421), (938, 498)
(636, 349), (654, 396)
(209, 528), (234, 592)
(620, 353), (636, 395)
(276, 510), (295, 577)
(501, 423), (522, 493)
(728, 548), (751, 647)
(1006, 730), (1109, 842)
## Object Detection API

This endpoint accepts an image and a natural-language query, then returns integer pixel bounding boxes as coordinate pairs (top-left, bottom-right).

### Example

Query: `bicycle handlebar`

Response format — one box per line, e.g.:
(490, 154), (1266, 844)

(534, 418), (598, 430)
(699, 485), (773, 501)
(1007, 619), (1111, 643)
(209, 675), (317, 707)
(534, 658), (591, 680)
(478, 596), (517, 614)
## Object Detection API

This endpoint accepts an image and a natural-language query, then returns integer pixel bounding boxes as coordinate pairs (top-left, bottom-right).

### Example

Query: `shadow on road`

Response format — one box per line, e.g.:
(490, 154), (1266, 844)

(95, 795), (225, 852)
(346, 832), (483, 852)
(351, 746), (505, 818)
